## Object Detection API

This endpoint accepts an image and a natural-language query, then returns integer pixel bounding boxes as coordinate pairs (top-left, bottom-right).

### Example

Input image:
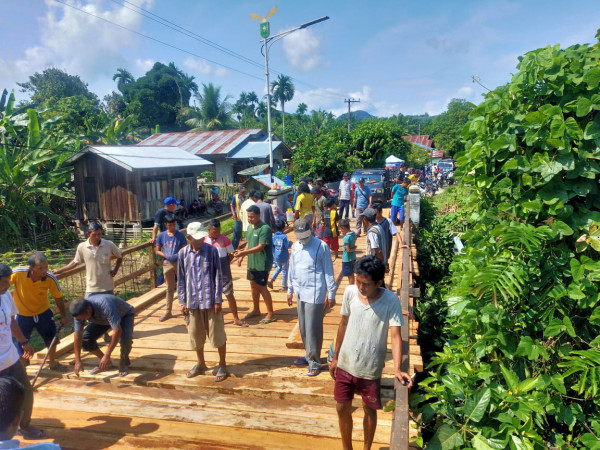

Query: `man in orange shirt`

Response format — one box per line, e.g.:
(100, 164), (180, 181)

(11, 252), (68, 370)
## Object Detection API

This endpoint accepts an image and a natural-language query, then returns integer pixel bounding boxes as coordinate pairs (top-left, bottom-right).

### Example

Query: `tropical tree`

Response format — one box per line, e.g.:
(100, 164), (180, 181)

(112, 68), (135, 93)
(271, 74), (295, 142)
(18, 67), (98, 106)
(0, 90), (76, 250)
(296, 102), (308, 115)
(183, 83), (232, 131)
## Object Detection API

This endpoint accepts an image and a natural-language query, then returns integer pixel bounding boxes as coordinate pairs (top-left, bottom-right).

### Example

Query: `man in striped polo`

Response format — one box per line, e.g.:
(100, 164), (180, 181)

(10, 252), (68, 370)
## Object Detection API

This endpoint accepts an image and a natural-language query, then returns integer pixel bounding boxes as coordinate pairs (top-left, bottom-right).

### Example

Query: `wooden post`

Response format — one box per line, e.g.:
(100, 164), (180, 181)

(148, 241), (157, 288)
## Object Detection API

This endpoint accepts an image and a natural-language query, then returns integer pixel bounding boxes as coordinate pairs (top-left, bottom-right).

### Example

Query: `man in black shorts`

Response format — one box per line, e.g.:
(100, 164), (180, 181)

(234, 205), (276, 324)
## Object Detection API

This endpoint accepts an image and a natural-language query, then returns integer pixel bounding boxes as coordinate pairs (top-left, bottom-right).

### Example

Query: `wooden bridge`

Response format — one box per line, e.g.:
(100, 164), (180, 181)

(17, 210), (422, 449)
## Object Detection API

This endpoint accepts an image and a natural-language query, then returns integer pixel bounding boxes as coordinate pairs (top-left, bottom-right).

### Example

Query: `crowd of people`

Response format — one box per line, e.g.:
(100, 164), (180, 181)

(0, 172), (416, 449)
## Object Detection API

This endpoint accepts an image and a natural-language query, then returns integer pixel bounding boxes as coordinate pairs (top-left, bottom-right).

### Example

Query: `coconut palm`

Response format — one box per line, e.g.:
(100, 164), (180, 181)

(296, 102), (308, 115)
(184, 83), (232, 131)
(112, 68), (135, 93)
(270, 75), (295, 142)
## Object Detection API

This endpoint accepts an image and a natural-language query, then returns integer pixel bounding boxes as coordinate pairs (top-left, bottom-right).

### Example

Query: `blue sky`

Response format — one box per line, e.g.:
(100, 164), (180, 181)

(1, 0), (599, 117)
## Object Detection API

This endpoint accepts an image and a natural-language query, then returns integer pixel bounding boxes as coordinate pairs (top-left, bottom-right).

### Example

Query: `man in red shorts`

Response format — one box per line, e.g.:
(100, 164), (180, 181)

(329, 255), (412, 449)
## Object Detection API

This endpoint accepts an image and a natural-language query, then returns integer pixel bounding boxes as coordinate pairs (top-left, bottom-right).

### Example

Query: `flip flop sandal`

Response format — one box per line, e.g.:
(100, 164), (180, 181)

(186, 364), (208, 378)
(259, 317), (278, 324)
(118, 367), (129, 377)
(19, 427), (46, 439)
(48, 362), (69, 372)
(89, 365), (113, 375)
(233, 321), (249, 327)
(307, 367), (322, 377)
(214, 366), (228, 382)
(159, 314), (172, 322)
(293, 357), (309, 366)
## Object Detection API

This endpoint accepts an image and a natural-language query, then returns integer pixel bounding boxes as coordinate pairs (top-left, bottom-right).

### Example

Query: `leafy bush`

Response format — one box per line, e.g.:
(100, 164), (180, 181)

(414, 33), (600, 448)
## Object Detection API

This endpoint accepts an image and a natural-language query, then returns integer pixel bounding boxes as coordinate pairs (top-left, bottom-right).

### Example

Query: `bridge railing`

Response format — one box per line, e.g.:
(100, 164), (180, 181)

(390, 197), (418, 449)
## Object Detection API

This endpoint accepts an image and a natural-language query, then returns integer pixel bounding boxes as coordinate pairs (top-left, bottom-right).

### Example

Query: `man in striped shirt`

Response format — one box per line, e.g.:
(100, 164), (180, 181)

(177, 222), (228, 382)
(10, 252), (68, 371)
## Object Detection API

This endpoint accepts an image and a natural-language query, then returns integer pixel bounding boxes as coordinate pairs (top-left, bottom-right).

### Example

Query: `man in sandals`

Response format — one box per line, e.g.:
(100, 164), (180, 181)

(10, 251), (68, 371)
(287, 218), (337, 376)
(69, 294), (134, 377)
(177, 222), (228, 382)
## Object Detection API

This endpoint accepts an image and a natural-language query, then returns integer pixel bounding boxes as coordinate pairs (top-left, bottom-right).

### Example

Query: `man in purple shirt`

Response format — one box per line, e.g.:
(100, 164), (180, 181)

(177, 222), (228, 382)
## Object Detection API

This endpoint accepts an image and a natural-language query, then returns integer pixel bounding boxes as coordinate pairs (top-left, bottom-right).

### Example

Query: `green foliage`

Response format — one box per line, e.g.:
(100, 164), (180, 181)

(121, 62), (196, 131)
(415, 34), (600, 448)
(426, 98), (473, 157)
(18, 67), (98, 106)
(0, 90), (77, 251)
(182, 83), (232, 131)
(271, 74), (295, 142)
(200, 170), (214, 182)
(349, 119), (411, 167)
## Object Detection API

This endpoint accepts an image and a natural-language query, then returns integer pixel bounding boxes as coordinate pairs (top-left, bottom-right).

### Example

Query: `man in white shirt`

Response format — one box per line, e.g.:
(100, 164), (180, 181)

(329, 256), (412, 450)
(337, 172), (352, 219)
(287, 218), (337, 376)
(0, 263), (45, 440)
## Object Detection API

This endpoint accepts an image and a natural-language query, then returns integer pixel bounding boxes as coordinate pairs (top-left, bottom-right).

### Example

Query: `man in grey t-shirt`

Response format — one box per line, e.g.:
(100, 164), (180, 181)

(329, 256), (412, 450)
(69, 294), (134, 377)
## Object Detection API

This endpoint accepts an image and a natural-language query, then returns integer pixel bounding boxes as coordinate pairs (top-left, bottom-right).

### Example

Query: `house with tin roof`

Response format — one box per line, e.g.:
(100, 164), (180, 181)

(65, 145), (212, 223)
(139, 129), (292, 183)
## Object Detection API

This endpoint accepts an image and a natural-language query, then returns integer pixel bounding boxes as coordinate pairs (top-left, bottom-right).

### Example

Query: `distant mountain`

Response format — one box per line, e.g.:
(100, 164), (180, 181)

(337, 110), (375, 121)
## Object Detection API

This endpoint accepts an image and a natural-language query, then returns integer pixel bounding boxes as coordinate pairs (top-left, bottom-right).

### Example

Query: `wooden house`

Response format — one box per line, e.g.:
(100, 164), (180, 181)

(139, 129), (292, 184)
(66, 145), (212, 224)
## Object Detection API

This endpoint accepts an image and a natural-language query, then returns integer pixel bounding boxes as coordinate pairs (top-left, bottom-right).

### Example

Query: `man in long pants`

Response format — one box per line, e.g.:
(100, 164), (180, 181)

(287, 218), (337, 376)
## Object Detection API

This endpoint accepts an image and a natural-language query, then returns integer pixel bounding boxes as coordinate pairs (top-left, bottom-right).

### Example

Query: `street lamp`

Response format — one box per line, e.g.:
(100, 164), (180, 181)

(252, 11), (329, 187)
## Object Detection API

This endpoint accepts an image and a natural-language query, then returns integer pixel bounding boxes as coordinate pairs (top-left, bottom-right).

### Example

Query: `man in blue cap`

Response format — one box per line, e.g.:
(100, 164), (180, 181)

(151, 197), (180, 244)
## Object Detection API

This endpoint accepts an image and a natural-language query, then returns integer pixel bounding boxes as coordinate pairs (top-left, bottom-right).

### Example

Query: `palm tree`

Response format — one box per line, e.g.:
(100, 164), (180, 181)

(270, 75), (295, 142)
(296, 102), (308, 115)
(185, 83), (232, 131)
(112, 68), (134, 93)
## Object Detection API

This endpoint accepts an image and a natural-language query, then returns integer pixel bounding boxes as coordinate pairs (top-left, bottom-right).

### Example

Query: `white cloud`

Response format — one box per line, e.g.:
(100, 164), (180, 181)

(281, 29), (322, 72)
(0, 0), (153, 100)
(457, 86), (474, 96)
(183, 57), (230, 78)
(348, 85), (371, 102)
(183, 57), (212, 75)
(135, 59), (155, 74)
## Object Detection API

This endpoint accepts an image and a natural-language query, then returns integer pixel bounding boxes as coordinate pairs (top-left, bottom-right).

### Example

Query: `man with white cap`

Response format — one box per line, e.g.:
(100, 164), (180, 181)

(287, 218), (337, 376)
(177, 222), (228, 382)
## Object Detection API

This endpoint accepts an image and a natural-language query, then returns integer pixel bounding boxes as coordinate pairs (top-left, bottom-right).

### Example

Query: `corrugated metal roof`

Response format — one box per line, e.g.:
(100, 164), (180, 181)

(403, 134), (434, 148)
(139, 129), (265, 156)
(66, 146), (213, 172)
(228, 141), (282, 159)
(252, 174), (286, 189)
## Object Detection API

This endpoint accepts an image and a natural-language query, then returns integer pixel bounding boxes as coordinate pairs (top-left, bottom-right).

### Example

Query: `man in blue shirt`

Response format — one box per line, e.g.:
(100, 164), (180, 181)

(287, 218), (337, 376)
(69, 294), (135, 377)
(155, 213), (188, 322)
(353, 178), (372, 237)
(390, 178), (409, 227)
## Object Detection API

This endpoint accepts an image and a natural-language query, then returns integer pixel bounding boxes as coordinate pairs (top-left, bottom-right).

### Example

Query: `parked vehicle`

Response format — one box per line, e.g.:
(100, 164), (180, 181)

(438, 159), (455, 173)
(350, 168), (392, 206)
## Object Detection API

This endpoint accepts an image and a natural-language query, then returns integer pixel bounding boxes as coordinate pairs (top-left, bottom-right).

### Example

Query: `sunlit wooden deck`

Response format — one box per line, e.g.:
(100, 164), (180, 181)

(20, 215), (421, 449)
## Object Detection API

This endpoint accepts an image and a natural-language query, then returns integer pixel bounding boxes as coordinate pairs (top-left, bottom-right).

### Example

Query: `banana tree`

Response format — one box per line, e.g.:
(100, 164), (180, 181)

(0, 90), (76, 250)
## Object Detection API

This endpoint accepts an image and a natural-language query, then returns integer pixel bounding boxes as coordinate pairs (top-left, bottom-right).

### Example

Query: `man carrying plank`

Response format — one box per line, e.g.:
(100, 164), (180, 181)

(287, 218), (337, 377)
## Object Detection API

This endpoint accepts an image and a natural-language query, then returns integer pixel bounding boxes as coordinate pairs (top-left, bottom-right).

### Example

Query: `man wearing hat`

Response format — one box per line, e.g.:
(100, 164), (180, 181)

(338, 173), (352, 220)
(229, 186), (247, 250)
(353, 178), (372, 237)
(151, 197), (179, 244)
(177, 222), (228, 382)
(287, 218), (337, 376)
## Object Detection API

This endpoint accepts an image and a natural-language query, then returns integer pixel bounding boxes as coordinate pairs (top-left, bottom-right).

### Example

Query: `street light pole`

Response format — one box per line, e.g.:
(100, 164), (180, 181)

(263, 37), (274, 187)
(258, 15), (329, 188)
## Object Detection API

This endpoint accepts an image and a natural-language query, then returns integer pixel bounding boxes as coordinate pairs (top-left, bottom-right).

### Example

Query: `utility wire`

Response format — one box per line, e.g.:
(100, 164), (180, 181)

(52, 0), (264, 82)
(105, 0), (345, 103)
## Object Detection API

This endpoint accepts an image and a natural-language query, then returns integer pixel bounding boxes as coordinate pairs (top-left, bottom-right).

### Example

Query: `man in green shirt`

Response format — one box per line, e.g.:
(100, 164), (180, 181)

(234, 205), (276, 324)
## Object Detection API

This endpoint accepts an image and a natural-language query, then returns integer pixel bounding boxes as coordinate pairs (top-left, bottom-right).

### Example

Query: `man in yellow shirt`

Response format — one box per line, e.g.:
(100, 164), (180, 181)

(11, 252), (68, 370)
(294, 182), (315, 226)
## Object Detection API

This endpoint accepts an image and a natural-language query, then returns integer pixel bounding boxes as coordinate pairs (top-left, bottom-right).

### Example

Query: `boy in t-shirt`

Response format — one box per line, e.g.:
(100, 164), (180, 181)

(155, 213), (188, 322)
(269, 220), (291, 291)
(330, 256), (412, 450)
(339, 219), (357, 285)
(321, 197), (340, 261)
(390, 178), (410, 228)
(205, 219), (248, 327)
